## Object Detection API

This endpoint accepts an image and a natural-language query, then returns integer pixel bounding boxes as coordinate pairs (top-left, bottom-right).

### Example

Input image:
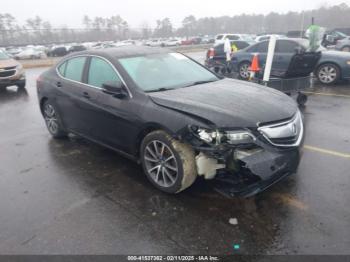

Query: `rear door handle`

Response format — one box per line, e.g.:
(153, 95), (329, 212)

(83, 92), (91, 99)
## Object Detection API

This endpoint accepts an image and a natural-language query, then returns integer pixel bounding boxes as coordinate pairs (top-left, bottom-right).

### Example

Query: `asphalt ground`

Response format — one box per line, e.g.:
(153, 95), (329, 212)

(0, 52), (349, 255)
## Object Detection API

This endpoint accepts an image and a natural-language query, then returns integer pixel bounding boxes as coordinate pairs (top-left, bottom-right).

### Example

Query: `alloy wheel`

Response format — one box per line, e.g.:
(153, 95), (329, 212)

(43, 103), (59, 134)
(143, 140), (178, 188)
(318, 65), (337, 84)
(239, 63), (250, 79)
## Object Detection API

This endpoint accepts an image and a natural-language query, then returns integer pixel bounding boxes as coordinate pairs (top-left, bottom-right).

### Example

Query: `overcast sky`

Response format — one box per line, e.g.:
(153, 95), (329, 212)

(2, 0), (349, 28)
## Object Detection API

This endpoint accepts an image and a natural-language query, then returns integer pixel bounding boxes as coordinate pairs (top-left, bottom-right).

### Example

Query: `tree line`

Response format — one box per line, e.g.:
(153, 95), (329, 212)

(1, 3), (350, 46)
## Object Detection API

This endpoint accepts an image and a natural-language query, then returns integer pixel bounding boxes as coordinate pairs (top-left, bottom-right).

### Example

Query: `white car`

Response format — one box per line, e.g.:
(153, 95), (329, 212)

(15, 48), (45, 60)
(146, 39), (163, 47)
(163, 38), (181, 47)
(215, 34), (249, 44)
(255, 34), (286, 42)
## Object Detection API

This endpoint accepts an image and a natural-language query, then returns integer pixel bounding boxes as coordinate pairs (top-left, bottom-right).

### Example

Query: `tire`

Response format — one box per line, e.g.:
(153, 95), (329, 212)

(316, 63), (340, 85)
(297, 93), (308, 107)
(238, 61), (251, 80)
(140, 130), (197, 194)
(16, 81), (26, 89)
(42, 100), (68, 139)
(341, 46), (350, 52)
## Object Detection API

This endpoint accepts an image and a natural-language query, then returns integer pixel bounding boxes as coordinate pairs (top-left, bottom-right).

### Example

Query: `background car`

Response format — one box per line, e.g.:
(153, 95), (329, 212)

(14, 47), (45, 60)
(68, 45), (87, 53)
(0, 50), (26, 90)
(255, 34), (286, 42)
(162, 38), (181, 47)
(230, 38), (350, 85)
(214, 33), (249, 44)
(48, 46), (68, 57)
(335, 36), (350, 52)
(205, 40), (255, 70)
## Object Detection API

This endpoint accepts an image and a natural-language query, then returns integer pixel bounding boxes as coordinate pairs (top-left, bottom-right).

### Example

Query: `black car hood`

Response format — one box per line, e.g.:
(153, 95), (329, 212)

(148, 79), (297, 128)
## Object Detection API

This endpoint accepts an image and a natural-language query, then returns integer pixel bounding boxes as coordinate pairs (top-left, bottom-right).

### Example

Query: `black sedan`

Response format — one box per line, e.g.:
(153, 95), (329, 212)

(37, 46), (303, 197)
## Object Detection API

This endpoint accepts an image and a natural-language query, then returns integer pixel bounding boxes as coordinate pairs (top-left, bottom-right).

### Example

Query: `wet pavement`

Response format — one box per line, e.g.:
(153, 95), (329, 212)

(0, 53), (350, 255)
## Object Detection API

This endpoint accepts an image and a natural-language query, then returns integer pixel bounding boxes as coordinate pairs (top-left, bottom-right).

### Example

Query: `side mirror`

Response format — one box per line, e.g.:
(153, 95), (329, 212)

(102, 81), (127, 99)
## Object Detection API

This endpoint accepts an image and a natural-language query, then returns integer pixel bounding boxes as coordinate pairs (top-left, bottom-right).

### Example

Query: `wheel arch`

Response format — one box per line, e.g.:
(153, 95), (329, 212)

(39, 97), (49, 115)
(135, 123), (178, 158)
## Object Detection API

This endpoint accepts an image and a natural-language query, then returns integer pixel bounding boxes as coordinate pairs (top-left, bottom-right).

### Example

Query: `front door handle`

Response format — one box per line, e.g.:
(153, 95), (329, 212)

(83, 92), (91, 99)
(56, 81), (62, 87)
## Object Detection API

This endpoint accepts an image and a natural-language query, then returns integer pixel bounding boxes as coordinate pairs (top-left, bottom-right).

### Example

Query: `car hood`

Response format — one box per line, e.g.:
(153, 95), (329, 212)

(148, 79), (297, 128)
(0, 59), (20, 68)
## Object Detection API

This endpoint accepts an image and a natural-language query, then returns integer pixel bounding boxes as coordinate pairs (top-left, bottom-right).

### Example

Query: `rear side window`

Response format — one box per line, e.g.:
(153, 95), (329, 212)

(87, 57), (121, 88)
(214, 44), (224, 54)
(216, 35), (223, 40)
(64, 57), (86, 82)
(276, 40), (300, 53)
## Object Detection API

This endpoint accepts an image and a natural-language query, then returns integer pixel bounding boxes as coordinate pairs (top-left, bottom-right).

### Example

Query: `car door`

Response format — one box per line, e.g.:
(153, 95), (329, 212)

(274, 40), (302, 72)
(86, 56), (137, 153)
(55, 56), (100, 136)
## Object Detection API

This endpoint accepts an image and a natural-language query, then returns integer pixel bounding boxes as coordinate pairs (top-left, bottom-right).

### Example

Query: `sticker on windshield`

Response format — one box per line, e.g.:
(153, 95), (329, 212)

(169, 53), (189, 60)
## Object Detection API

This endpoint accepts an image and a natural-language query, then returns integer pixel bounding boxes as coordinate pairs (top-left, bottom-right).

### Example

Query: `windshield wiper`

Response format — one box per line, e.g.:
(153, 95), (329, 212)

(183, 79), (218, 88)
(145, 87), (174, 93)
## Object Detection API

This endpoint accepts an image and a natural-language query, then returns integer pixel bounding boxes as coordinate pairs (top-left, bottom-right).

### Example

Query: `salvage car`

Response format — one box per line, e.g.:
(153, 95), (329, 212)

(37, 46), (303, 197)
(335, 36), (350, 52)
(0, 50), (26, 90)
(227, 38), (350, 85)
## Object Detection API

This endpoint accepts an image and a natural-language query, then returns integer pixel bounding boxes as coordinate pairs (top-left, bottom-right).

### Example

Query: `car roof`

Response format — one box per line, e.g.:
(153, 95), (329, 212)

(71, 46), (170, 59)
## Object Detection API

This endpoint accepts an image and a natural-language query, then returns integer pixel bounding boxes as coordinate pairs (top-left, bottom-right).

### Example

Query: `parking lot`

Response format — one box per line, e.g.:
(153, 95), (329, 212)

(0, 52), (349, 255)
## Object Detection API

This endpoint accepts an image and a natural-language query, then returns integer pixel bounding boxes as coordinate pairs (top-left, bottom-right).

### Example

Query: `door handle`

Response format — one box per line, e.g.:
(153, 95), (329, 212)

(56, 81), (62, 87)
(83, 92), (91, 99)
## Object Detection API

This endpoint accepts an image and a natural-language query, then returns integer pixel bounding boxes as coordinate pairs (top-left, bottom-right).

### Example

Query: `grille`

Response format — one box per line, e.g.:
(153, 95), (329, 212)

(258, 111), (303, 147)
(0, 69), (16, 78)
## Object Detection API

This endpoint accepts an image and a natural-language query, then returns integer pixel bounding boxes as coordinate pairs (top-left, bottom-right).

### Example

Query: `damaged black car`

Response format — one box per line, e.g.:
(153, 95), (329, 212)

(37, 46), (304, 197)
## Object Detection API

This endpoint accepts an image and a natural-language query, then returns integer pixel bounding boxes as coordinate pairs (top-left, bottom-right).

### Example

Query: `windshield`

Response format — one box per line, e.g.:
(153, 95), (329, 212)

(119, 53), (219, 92)
(0, 51), (10, 60)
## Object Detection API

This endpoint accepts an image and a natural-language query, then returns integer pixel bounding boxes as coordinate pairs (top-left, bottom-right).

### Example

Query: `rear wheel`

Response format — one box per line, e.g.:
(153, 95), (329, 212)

(317, 64), (340, 85)
(42, 100), (67, 138)
(141, 130), (197, 194)
(238, 62), (251, 80)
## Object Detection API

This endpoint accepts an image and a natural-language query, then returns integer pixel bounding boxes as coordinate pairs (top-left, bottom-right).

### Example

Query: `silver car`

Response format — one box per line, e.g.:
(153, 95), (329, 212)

(335, 36), (350, 52)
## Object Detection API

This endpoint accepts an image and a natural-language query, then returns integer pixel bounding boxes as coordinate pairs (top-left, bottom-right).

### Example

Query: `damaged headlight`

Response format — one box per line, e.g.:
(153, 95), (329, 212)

(190, 126), (256, 145)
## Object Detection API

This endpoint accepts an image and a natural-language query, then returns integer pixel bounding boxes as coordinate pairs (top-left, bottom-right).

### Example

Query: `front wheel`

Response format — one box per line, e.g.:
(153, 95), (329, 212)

(42, 100), (67, 139)
(141, 130), (197, 194)
(316, 64), (340, 85)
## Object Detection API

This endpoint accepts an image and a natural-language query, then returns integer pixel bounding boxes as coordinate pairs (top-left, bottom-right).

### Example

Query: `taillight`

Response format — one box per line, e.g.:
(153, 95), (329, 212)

(208, 48), (215, 59)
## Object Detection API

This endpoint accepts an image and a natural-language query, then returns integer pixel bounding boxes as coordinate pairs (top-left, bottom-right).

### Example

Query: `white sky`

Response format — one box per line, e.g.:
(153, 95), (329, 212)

(2, 0), (349, 28)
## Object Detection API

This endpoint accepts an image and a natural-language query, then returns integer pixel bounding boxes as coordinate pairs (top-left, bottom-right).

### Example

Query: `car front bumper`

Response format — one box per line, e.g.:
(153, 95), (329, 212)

(0, 74), (26, 88)
(210, 146), (301, 197)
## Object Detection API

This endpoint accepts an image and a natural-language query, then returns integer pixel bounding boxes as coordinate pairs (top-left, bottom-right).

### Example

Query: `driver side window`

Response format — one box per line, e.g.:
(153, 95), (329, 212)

(87, 57), (121, 88)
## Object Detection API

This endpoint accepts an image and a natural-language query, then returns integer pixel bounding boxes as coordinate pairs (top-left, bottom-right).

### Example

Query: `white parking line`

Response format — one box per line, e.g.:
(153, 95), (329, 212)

(304, 145), (350, 158)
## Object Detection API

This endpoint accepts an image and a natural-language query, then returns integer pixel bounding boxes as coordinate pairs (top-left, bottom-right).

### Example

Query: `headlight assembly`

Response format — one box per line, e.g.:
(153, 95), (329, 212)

(190, 126), (255, 145)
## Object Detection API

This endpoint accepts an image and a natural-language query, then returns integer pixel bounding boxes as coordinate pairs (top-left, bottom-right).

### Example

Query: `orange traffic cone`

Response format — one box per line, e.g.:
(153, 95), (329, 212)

(249, 53), (260, 80)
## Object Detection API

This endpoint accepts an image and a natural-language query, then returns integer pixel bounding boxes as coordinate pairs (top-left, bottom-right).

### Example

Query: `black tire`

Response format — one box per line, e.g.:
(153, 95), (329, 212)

(140, 130), (197, 194)
(16, 81), (26, 89)
(316, 63), (340, 85)
(297, 93), (308, 107)
(341, 46), (350, 52)
(42, 100), (68, 139)
(238, 61), (251, 80)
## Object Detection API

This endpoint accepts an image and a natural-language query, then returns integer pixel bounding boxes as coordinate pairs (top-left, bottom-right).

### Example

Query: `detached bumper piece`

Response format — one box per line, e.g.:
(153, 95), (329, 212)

(212, 148), (300, 198)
